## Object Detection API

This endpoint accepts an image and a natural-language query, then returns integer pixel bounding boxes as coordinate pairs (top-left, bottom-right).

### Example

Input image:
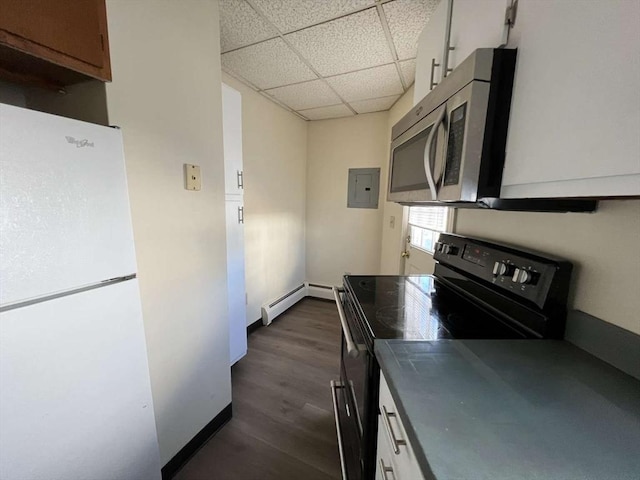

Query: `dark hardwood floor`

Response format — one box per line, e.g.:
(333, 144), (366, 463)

(174, 298), (342, 480)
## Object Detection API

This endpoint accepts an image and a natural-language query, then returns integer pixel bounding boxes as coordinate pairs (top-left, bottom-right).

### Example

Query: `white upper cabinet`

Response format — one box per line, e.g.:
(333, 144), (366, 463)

(414, 0), (509, 106)
(501, 0), (640, 198)
(222, 83), (244, 198)
(448, 0), (510, 71)
(414, 0), (448, 104)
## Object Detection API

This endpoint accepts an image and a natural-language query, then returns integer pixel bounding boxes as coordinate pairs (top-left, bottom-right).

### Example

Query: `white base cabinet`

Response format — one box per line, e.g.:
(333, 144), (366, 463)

(501, 0), (640, 198)
(376, 372), (424, 480)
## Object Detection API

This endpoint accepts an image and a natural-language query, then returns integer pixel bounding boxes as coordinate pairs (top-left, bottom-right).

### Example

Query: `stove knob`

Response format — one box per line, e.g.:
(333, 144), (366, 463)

(492, 262), (514, 277)
(512, 268), (534, 284)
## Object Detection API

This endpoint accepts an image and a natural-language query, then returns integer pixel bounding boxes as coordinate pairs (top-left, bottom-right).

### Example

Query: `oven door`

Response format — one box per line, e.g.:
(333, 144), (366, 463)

(331, 287), (369, 480)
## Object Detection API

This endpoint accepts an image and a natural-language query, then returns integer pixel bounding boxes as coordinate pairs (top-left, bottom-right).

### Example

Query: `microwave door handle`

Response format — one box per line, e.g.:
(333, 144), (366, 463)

(423, 106), (447, 200)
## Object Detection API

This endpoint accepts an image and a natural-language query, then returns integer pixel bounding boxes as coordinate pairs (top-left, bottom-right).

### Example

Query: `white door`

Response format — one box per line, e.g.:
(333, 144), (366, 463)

(501, 0), (640, 198)
(414, 0), (449, 103)
(226, 198), (247, 365)
(221, 83), (244, 197)
(448, 0), (510, 70)
(0, 104), (138, 306)
(0, 279), (161, 480)
(401, 206), (452, 274)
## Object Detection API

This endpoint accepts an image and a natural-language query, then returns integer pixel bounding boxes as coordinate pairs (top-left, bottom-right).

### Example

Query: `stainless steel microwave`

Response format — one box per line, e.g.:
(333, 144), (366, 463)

(388, 48), (517, 205)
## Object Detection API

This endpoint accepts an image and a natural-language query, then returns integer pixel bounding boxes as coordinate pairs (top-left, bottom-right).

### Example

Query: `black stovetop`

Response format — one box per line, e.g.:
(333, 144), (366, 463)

(344, 275), (530, 344)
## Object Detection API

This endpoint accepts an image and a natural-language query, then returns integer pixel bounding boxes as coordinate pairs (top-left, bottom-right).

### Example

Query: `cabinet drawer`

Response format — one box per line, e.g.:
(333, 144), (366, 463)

(378, 372), (424, 480)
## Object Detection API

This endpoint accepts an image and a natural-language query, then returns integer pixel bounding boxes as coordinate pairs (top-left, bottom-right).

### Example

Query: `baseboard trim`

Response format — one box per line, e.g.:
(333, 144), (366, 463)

(161, 403), (232, 480)
(247, 318), (262, 336)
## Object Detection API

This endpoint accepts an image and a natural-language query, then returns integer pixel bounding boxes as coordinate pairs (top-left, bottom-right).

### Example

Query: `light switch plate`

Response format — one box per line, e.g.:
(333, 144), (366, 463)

(184, 164), (201, 191)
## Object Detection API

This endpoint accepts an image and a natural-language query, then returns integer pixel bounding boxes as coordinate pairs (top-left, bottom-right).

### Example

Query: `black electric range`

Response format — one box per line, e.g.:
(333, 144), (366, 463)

(330, 233), (573, 480)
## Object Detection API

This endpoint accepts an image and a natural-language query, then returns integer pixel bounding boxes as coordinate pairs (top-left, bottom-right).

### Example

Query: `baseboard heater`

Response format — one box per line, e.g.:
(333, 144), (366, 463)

(306, 282), (335, 300)
(260, 282), (337, 326)
(261, 284), (308, 326)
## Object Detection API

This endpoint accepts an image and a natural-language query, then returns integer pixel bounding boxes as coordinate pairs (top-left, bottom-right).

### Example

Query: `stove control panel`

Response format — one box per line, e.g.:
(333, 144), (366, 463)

(434, 233), (572, 310)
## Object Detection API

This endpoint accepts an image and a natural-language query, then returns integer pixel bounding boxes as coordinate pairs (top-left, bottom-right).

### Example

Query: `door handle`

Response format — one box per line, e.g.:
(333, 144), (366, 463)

(381, 405), (407, 454)
(429, 57), (440, 90)
(332, 287), (359, 358)
(379, 458), (395, 480)
(423, 106), (447, 200)
(330, 381), (349, 480)
(401, 251), (410, 258)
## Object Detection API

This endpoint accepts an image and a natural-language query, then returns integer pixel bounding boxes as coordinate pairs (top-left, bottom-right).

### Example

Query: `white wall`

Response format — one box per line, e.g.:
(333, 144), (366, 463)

(379, 87), (413, 274)
(104, 0), (231, 465)
(222, 74), (307, 325)
(455, 201), (640, 335)
(306, 113), (388, 286)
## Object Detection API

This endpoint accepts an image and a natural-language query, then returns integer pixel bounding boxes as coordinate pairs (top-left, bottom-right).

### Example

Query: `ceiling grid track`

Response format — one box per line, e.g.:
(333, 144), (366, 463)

(221, 0), (435, 119)
(375, 2), (408, 90)
(244, 0), (359, 115)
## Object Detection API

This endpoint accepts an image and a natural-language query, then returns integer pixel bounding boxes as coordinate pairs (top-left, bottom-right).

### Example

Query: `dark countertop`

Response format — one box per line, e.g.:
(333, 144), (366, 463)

(374, 339), (640, 480)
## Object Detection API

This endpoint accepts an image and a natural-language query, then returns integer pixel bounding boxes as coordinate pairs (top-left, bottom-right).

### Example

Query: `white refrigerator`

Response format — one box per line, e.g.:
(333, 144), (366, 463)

(0, 104), (161, 479)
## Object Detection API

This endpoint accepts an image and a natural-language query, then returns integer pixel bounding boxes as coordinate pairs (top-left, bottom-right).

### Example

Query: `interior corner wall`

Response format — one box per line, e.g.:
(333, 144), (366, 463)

(455, 201), (640, 334)
(306, 112), (388, 286)
(103, 0), (231, 465)
(379, 86), (414, 275)
(221, 74), (308, 325)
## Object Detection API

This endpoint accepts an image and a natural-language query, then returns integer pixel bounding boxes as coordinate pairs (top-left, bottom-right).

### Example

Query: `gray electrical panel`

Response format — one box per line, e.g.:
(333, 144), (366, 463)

(347, 168), (380, 209)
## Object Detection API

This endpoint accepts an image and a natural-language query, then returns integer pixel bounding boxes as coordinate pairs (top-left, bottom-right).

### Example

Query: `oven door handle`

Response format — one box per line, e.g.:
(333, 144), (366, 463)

(333, 286), (360, 359)
(330, 380), (349, 480)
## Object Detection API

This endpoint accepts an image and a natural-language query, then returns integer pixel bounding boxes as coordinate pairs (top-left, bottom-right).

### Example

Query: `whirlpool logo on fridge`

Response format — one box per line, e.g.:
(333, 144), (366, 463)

(65, 136), (94, 148)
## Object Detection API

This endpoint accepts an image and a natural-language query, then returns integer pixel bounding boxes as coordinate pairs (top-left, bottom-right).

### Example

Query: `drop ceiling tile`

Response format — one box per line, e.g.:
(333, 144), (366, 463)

(326, 64), (403, 102)
(265, 80), (342, 110)
(399, 58), (417, 86)
(350, 95), (401, 114)
(284, 8), (393, 76)
(220, 0), (278, 52)
(251, 0), (375, 33)
(221, 38), (317, 90)
(383, 0), (440, 60)
(298, 104), (354, 121)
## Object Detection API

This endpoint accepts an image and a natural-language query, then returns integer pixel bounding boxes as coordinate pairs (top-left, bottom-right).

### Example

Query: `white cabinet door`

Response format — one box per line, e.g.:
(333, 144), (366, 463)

(448, 0), (510, 70)
(226, 198), (247, 365)
(222, 83), (244, 198)
(414, 0), (449, 105)
(501, 0), (640, 198)
(0, 280), (161, 480)
(0, 104), (138, 306)
(377, 372), (425, 480)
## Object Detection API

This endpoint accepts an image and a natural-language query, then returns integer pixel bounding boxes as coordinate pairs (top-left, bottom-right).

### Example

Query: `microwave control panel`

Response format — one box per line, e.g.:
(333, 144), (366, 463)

(443, 103), (467, 187)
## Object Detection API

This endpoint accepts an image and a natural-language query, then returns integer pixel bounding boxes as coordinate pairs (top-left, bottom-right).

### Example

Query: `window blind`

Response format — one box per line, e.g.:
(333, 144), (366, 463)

(408, 206), (448, 232)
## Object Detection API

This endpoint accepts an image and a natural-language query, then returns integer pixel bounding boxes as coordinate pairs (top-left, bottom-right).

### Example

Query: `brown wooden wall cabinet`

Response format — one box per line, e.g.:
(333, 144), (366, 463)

(0, 0), (111, 90)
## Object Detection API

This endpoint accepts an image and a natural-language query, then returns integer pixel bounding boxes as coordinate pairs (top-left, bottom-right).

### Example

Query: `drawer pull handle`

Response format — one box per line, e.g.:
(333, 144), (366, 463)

(381, 405), (407, 454)
(379, 458), (394, 479)
(330, 381), (348, 480)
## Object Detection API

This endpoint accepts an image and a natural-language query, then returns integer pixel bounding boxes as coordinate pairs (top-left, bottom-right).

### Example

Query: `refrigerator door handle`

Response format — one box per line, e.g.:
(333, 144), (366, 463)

(0, 274), (137, 313)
